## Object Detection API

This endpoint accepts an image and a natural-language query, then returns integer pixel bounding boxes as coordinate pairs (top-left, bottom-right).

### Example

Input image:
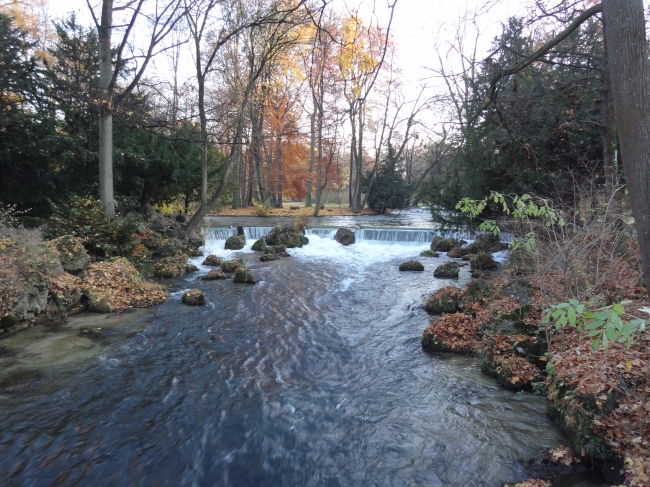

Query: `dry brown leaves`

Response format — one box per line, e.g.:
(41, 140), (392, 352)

(84, 258), (167, 312)
(212, 206), (378, 218)
(423, 313), (480, 352)
(548, 445), (581, 466)
(428, 285), (460, 302)
(504, 479), (551, 487)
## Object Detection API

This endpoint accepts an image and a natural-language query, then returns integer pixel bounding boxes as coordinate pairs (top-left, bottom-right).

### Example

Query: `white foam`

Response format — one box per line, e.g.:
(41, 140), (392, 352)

(290, 234), (430, 269)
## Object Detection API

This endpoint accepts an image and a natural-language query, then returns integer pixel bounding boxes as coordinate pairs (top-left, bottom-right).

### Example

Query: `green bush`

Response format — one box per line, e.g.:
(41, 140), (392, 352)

(45, 196), (145, 264)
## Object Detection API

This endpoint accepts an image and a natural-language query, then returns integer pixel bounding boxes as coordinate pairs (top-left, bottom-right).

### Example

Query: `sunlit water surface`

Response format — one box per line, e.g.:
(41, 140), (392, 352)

(0, 212), (603, 486)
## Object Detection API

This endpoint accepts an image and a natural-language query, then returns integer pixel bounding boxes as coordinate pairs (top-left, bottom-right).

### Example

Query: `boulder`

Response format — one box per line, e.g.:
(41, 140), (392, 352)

(199, 269), (228, 280)
(10, 286), (49, 320)
(252, 237), (268, 251)
(148, 217), (168, 233)
(399, 260), (425, 271)
(50, 235), (90, 275)
(266, 224), (307, 248)
(188, 231), (205, 249)
(221, 259), (245, 273)
(176, 214), (189, 224)
(142, 233), (163, 249)
(334, 228), (356, 245)
(462, 233), (503, 255)
(182, 289), (205, 306)
(420, 250), (439, 258)
(136, 223), (148, 235)
(434, 261), (460, 278)
(433, 237), (462, 252)
(461, 253), (475, 261)
(430, 235), (443, 250)
(447, 247), (464, 258)
(185, 264), (200, 273)
(260, 253), (279, 262)
(425, 286), (461, 314)
(190, 249), (204, 257)
(165, 224), (188, 242)
(470, 252), (498, 271)
(153, 255), (188, 278)
(202, 255), (221, 266)
(141, 204), (157, 220)
(233, 267), (257, 284)
(225, 235), (246, 250)
(156, 238), (184, 257)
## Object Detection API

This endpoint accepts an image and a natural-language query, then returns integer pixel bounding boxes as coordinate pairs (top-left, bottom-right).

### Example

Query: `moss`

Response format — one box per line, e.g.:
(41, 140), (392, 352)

(420, 250), (439, 258)
(251, 237), (267, 251)
(447, 247), (463, 258)
(0, 314), (19, 329)
(221, 259), (245, 273)
(399, 260), (425, 271)
(470, 252), (498, 271)
(233, 267), (257, 284)
(425, 289), (461, 314)
(225, 235), (245, 250)
(434, 261), (460, 278)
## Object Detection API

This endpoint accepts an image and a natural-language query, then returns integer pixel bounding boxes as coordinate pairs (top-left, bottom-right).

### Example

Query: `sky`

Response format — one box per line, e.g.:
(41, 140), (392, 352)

(43, 0), (560, 136)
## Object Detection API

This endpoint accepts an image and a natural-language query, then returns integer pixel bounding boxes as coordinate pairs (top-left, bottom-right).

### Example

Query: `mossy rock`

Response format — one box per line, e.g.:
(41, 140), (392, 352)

(221, 259), (245, 273)
(420, 250), (439, 258)
(463, 232), (501, 255)
(430, 235), (443, 250)
(185, 264), (200, 273)
(470, 252), (498, 271)
(425, 290), (460, 314)
(447, 247), (463, 258)
(266, 225), (307, 248)
(399, 260), (424, 271)
(462, 279), (492, 303)
(153, 255), (188, 278)
(182, 289), (205, 306)
(225, 235), (246, 250)
(142, 233), (163, 249)
(433, 237), (462, 252)
(233, 267), (257, 284)
(260, 253), (279, 262)
(199, 269), (228, 280)
(0, 314), (19, 329)
(461, 253), (475, 261)
(251, 237), (267, 251)
(434, 261), (460, 278)
(202, 254), (222, 266)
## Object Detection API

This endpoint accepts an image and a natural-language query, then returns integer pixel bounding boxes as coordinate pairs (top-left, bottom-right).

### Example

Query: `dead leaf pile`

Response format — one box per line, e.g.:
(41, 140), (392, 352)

(83, 258), (167, 312)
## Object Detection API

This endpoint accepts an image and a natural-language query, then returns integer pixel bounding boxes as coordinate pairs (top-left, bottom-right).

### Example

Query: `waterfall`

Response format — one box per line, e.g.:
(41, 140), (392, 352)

(204, 226), (275, 241)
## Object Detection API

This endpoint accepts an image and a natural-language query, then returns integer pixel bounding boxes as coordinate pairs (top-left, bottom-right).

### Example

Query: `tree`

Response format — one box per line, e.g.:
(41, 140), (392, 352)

(367, 143), (408, 213)
(86, 0), (184, 216)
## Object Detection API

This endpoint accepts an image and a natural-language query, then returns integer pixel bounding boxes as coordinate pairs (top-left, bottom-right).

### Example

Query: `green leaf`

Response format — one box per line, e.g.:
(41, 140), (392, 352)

(567, 306), (576, 326)
(606, 323), (617, 341)
(592, 337), (601, 351)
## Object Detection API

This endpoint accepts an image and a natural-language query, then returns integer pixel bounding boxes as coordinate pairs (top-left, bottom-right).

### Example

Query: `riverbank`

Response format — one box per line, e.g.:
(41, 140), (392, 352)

(210, 204), (379, 217)
(421, 235), (649, 486)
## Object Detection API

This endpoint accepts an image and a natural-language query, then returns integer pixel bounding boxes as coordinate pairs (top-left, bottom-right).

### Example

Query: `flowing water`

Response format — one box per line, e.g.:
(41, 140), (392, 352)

(0, 212), (602, 486)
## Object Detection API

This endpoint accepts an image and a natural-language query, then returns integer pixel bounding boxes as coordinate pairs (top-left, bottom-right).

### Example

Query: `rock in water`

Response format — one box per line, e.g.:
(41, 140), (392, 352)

(202, 254), (221, 266)
(225, 235), (245, 250)
(334, 228), (356, 245)
(470, 253), (498, 271)
(233, 267), (257, 284)
(447, 247), (464, 258)
(432, 237), (462, 252)
(420, 250), (439, 258)
(182, 289), (205, 306)
(399, 260), (425, 271)
(251, 237), (267, 251)
(265, 225), (307, 248)
(199, 269), (228, 280)
(434, 261), (460, 278)
(221, 259), (245, 273)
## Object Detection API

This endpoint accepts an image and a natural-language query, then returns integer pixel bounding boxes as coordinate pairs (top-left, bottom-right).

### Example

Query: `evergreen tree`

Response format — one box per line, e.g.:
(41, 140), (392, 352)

(367, 143), (408, 213)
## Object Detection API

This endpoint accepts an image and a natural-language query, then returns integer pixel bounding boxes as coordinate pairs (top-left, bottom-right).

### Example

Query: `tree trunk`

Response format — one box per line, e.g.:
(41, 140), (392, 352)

(263, 138), (276, 207)
(252, 89), (267, 204)
(604, 0), (650, 284)
(306, 107), (316, 207)
(313, 106), (323, 216)
(197, 73), (208, 206)
(600, 26), (616, 197)
(99, 0), (115, 216)
(276, 141), (284, 207)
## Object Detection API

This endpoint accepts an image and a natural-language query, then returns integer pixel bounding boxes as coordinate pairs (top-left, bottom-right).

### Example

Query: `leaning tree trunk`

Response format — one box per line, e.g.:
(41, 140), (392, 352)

(99, 0), (115, 216)
(604, 0), (650, 284)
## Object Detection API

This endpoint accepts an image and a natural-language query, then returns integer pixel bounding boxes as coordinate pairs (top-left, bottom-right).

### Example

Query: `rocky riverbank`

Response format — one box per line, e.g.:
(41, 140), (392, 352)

(0, 204), (205, 337)
(420, 233), (649, 486)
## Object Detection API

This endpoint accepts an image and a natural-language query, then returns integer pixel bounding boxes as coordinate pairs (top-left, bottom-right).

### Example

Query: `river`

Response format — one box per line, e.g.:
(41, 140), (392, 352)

(0, 211), (603, 486)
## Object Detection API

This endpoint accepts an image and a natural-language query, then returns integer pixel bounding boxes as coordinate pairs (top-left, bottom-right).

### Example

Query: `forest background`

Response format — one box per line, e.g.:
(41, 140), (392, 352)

(0, 0), (647, 227)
